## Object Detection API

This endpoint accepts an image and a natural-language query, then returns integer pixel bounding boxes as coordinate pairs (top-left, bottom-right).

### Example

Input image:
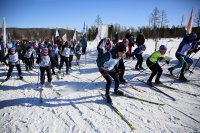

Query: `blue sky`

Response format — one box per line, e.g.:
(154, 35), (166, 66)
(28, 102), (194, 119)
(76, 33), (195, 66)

(0, 0), (199, 32)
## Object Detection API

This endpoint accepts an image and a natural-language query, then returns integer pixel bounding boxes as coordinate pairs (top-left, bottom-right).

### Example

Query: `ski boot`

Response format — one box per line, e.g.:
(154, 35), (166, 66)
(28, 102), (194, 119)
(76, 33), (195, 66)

(114, 89), (124, 96)
(48, 82), (53, 88)
(105, 94), (112, 104)
(179, 74), (187, 81)
(168, 67), (174, 76)
(19, 76), (24, 80)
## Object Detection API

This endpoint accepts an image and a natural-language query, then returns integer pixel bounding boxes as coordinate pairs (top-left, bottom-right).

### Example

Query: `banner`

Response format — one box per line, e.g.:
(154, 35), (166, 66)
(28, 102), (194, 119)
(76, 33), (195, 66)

(185, 9), (193, 34)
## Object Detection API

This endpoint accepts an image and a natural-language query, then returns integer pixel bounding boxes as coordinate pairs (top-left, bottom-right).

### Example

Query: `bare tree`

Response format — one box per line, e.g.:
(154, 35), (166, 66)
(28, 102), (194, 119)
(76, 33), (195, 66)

(150, 7), (160, 28)
(150, 7), (160, 50)
(95, 15), (103, 25)
(160, 10), (168, 28)
(181, 15), (184, 27)
(194, 9), (200, 27)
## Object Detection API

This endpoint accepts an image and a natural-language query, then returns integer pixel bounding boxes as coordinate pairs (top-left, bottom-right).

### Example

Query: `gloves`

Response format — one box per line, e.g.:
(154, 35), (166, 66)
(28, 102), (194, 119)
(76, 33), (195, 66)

(193, 48), (200, 53)
(158, 57), (164, 61)
(100, 67), (107, 76)
(165, 60), (170, 64)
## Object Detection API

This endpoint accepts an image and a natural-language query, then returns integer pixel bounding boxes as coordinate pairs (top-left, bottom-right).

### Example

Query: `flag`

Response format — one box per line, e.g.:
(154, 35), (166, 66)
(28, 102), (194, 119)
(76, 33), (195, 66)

(62, 33), (67, 42)
(55, 28), (59, 37)
(72, 30), (77, 41)
(2, 17), (6, 46)
(83, 21), (86, 35)
(52, 35), (54, 45)
(185, 9), (193, 34)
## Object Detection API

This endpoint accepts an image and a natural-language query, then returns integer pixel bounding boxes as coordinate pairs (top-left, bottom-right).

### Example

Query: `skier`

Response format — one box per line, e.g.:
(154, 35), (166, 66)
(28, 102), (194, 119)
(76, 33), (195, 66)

(4, 47), (23, 81)
(69, 40), (75, 69)
(136, 31), (145, 46)
(96, 42), (126, 103)
(117, 38), (129, 84)
(48, 44), (59, 75)
(146, 45), (170, 85)
(168, 32), (198, 81)
(125, 29), (135, 58)
(132, 44), (146, 70)
(36, 48), (58, 88)
(75, 41), (82, 66)
(23, 45), (34, 71)
(80, 36), (87, 55)
(112, 32), (119, 46)
(0, 39), (5, 63)
(59, 41), (70, 75)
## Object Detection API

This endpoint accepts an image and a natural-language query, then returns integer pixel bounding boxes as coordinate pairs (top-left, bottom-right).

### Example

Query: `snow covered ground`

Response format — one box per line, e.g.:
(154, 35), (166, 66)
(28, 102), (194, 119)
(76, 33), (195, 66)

(0, 38), (200, 133)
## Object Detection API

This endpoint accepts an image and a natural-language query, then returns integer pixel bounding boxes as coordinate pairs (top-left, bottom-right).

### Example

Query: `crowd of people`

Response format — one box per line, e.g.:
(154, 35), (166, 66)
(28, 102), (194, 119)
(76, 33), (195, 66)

(96, 31), (200, 103)
(0, 31), (200, 103)
(0, 36), (87, 88)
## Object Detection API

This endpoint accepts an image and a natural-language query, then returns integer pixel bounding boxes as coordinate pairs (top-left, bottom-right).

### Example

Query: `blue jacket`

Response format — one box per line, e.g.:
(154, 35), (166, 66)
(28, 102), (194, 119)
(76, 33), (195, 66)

(96, 48), (118, 70)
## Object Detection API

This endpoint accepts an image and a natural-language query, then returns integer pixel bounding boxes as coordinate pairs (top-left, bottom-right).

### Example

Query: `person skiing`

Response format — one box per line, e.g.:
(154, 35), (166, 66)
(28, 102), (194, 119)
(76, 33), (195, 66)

(168, 32), (198, 81)
(58, 41), (71, 75)
(125, 29), (135, 58)
(132, 44), (146, 70)
(136, 31), (145, 46)
(146, 45), (170, 85)
(112, 32), (119, 46)
(0, 38), (5, 63)
(75, 41), (82, 66)
(69, 40), (75, 69)
(48, 44), (59, 75)
(96, 42), (126, 103)
(23, 45), (34, 71)
(116, 38), (129, 84)
(36, 48), (58, 88)
(4, 47), (23, 81)
(80, 36), (87, 55)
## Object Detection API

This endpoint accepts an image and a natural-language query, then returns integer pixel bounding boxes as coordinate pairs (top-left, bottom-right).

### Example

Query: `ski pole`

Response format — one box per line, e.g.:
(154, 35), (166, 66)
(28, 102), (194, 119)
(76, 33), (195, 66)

(37, 67), (40, 88)
(82, 75), (102, 89)
(170, 69), (182, 85)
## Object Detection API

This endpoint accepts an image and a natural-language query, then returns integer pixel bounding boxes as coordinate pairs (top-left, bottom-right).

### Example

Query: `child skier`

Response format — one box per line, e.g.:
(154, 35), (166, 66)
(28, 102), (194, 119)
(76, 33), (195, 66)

(75, 41), (82, 66)
(4, 47), (23, 81)
(59, 41), (71, 75)
(168, 32), (198, 81)
(48, 44), (59, 75)
(69, 40), (75, 69)
(36, 48), (58, 88)
(23, 45), (34, 71)
(132, 44), (146, 70)
(146, 45), (170, 85)
(96, 43), (126, 103)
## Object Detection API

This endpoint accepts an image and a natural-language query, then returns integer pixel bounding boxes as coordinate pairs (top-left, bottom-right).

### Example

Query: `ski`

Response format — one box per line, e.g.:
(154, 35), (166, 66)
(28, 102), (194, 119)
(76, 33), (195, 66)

(99, 90), (136, 130)
(100, 88), (164, 105)
(0, 80), (7, 86)
(40, 88), (44, 103)
(123, 83), (146, 93)
(136, 79), (176, 101)
(164, 73), (200, 88)
(153, 83), (200, 97)
(119, 93), (165, 106)
(50, 87), (61, 96)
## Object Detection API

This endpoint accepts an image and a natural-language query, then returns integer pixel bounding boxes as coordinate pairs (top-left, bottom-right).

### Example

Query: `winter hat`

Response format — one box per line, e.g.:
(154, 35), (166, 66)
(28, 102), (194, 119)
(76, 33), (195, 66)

(42, 48), (48, 53)
(159, 45), (167, 51)
(9, 47), (16, 53)
(139, 44), (146, 50)
(123, 38), (129, 43)
(116, 43), (126, 52)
